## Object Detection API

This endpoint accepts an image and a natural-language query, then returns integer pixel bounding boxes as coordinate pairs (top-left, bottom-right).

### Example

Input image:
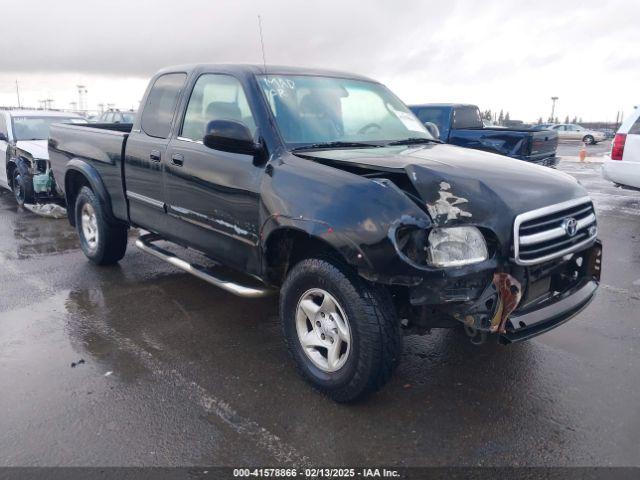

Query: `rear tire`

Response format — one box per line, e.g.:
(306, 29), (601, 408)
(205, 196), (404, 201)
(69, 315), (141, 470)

(280, 257), (401, 402)
(12, 163), (34, 207)
(74, 186), (128, 265)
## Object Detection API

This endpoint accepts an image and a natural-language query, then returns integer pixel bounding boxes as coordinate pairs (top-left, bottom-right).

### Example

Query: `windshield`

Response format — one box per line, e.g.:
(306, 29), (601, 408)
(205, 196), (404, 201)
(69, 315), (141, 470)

(257, 75), (432, 148)
(11, 116), (87, 140)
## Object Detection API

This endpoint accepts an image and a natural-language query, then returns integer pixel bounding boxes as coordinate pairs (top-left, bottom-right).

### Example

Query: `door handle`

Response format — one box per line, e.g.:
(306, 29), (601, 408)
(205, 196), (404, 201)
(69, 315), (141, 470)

(171, 153), (184, 166)
(149, 150), (161, 162)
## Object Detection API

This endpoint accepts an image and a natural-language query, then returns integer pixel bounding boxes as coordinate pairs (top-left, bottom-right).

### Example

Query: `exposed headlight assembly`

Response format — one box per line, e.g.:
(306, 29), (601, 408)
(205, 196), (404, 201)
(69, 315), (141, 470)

(394, 223), (488, 268)
(427, 226), (488, 267)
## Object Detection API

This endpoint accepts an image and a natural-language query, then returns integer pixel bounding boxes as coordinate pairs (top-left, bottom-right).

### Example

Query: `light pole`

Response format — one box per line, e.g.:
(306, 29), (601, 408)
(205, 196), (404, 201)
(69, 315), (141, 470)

(550, 96), (559, 122)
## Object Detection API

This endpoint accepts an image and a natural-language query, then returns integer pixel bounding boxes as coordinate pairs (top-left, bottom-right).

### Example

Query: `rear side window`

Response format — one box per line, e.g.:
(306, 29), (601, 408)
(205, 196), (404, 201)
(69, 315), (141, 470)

(141, 73), (187, 138)
(452, 106), (483, 129)
(629, 115), (640, 135)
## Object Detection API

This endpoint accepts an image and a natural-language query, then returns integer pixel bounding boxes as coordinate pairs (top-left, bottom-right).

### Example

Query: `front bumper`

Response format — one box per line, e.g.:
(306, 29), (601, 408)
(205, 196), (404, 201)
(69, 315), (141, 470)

(502, 239), (602, 342)
(409, 239), (602, 341)
(500, 278), (597, 343)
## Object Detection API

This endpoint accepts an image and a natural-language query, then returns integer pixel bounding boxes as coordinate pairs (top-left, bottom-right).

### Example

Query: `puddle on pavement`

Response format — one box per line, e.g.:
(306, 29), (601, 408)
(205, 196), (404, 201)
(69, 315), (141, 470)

(0, 289), (150, 386)
(0, 192), (79, 259)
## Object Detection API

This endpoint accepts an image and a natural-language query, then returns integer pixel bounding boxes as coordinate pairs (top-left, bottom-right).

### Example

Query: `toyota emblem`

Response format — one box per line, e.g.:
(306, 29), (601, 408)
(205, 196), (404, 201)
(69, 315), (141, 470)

(562, 217), (578, 237)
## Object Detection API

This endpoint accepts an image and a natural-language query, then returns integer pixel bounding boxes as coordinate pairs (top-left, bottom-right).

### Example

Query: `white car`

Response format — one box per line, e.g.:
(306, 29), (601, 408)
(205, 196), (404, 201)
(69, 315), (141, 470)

(550, 123), (607, 144)
(0, 110), (86, 205)
(602, 109), (640, 189)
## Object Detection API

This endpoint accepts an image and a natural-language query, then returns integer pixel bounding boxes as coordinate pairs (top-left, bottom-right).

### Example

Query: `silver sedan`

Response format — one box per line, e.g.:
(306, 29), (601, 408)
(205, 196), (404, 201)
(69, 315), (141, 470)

(550, 124), (607, 144)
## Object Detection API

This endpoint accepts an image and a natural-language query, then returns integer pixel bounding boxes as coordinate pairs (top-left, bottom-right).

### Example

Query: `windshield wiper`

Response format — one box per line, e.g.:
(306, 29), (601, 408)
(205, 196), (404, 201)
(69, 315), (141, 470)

(386, 137), (442, 146)
(292, 141), (383, 151)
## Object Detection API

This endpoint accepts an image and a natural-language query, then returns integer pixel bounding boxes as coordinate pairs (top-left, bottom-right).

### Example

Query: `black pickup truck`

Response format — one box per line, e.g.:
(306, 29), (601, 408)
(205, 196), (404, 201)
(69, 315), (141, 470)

(409, 104), (559, 166)
(49, 65), (601, 402)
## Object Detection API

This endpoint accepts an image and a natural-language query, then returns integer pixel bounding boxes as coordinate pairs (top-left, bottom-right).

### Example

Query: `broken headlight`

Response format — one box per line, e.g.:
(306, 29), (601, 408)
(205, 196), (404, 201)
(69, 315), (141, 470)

(427, 226), (488, 267)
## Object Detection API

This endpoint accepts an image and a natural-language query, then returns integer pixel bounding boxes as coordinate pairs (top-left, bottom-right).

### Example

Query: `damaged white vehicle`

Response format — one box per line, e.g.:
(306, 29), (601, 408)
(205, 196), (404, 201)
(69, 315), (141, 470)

(0, 110), (86, 208)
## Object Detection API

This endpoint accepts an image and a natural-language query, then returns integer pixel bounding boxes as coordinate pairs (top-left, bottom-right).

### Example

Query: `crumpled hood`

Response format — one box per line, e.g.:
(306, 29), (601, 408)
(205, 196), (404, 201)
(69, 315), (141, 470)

(297, 143), (587, 227)
(16, 140), (49, 160)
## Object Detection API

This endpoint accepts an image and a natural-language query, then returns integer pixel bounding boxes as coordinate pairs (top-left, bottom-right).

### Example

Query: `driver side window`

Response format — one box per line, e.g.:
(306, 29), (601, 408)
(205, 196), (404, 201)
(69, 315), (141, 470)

(181, 74), (256, 141)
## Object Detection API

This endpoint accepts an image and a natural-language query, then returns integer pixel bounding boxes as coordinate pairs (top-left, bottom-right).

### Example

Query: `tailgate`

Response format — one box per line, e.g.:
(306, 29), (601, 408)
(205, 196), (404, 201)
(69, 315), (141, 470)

(528, 130), (558, 159)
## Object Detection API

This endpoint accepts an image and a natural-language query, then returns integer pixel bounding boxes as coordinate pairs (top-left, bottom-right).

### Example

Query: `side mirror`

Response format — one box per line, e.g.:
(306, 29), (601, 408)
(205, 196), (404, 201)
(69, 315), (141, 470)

(203, 120), (258, 155)
(0, 133), (7, 142)
(423, 122), (440, 139)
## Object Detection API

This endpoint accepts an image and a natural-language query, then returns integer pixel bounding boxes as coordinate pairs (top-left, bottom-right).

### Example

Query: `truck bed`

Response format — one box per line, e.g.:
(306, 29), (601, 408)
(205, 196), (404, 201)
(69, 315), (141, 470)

(48, 122), (132, 222)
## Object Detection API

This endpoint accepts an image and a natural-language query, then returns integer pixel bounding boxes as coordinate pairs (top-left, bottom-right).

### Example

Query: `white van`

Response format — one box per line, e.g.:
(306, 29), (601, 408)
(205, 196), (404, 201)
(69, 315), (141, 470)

(602, 108), (640, 189)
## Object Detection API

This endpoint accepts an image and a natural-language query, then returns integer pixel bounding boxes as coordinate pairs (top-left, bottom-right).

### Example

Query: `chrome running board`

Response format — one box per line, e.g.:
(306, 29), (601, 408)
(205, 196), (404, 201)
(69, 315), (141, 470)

(135, 233), (274, 298)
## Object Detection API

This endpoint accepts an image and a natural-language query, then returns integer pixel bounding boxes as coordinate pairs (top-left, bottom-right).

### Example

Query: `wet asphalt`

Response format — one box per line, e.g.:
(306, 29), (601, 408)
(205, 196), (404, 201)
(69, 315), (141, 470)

(1, 160), (639, 467)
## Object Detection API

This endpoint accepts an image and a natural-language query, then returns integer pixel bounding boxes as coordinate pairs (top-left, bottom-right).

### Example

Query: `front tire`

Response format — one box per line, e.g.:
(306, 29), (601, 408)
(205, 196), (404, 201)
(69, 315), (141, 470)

(280, 258), (401, 402)
(12, 164), (34, 207)
(583, 135), (595, 145)
(74, 186), (128, 265)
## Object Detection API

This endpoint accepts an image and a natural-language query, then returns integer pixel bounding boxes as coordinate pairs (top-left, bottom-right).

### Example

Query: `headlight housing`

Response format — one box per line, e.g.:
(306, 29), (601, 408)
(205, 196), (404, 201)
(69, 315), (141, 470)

(394, 223), (489, 268)
(427, 226), (488, 267)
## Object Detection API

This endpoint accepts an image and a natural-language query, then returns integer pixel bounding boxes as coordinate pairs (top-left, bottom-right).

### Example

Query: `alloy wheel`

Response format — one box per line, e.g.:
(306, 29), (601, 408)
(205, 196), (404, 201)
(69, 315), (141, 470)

(295, 288), (352, 373)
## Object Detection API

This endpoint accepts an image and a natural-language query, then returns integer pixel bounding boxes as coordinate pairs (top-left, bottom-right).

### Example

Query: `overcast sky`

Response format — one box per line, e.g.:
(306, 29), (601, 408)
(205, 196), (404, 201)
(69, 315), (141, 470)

(0, 0), (637, 121)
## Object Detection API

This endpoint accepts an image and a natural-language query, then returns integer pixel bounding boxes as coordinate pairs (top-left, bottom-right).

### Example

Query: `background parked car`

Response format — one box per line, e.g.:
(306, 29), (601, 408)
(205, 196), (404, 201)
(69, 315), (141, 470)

(598, 128), (616, 139)
(550, 123), (607, 144)
(602, 109), (640, 189)
(0, 110), (86, 205)
(97, 109), (137, 123)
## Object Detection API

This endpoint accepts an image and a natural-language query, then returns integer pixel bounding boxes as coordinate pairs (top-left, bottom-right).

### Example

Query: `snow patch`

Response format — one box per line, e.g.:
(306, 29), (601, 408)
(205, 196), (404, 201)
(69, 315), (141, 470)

(23, 203), (67, 219)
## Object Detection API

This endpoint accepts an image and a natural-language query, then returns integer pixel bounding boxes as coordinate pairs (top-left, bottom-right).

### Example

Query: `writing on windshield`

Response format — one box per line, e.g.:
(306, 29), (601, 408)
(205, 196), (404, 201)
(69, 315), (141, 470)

(258, 75), (431, 147)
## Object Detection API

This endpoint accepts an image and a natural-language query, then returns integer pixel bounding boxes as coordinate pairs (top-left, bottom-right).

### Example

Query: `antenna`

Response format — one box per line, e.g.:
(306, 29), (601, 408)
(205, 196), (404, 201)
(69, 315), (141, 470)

(257, 15), (267, 74)
(15, 80), (21, 108)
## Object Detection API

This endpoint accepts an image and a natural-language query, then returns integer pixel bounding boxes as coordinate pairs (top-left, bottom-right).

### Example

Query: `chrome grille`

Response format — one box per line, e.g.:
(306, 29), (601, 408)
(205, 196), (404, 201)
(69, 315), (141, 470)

(513, 197), (597, 265)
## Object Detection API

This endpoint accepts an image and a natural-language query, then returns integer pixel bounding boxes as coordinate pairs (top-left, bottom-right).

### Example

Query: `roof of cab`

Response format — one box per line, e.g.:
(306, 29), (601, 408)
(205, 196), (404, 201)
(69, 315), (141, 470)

(153, 63), (377, 83)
